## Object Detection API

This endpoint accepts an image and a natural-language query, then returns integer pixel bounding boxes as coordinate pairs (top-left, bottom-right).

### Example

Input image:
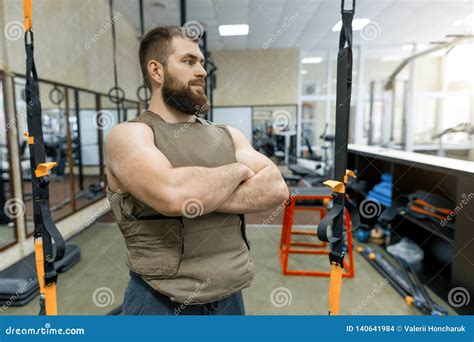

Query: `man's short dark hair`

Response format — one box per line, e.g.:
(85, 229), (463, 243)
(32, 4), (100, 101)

(139, 26), (198, 90)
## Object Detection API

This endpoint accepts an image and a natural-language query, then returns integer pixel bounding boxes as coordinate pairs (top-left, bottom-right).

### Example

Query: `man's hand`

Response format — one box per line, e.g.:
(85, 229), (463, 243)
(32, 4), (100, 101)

(216, 126), (289, 214)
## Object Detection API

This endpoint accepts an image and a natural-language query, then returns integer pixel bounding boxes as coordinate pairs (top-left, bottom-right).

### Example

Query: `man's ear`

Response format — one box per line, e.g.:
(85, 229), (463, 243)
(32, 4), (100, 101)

(147, 60), (165, 87)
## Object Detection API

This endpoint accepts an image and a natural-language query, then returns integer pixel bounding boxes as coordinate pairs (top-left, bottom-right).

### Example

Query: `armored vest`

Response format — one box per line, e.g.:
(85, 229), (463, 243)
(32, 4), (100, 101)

(107, 111), (255, 304)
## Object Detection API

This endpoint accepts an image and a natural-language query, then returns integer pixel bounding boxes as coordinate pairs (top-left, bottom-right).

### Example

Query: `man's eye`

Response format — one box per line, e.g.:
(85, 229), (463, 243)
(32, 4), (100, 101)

(184, 60), (193, 65)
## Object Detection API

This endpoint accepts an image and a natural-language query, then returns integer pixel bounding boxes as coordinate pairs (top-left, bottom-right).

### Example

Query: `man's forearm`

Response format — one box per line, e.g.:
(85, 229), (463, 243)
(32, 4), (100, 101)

(216, 165), (289, 214)
(161, 163), (252, 215)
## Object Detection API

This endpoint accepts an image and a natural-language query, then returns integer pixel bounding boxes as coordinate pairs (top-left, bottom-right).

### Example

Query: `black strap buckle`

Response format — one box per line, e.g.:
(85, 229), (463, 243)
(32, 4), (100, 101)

(24, 29), (33, 45)
(44, 270), (58, 285)
(329, 250), (345, 266)
(341, 0), (355, 13)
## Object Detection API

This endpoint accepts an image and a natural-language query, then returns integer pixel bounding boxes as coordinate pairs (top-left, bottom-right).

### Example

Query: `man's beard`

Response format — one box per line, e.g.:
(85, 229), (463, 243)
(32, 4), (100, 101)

(162, 69), (209, 116)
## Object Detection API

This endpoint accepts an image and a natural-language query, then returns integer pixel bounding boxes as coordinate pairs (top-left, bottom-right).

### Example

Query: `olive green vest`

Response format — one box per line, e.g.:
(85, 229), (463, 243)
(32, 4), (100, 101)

(107, 111), (255, 304)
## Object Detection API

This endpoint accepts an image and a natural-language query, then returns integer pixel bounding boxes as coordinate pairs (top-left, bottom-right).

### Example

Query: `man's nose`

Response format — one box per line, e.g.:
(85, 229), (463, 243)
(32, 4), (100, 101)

(195, 63), (207, 79)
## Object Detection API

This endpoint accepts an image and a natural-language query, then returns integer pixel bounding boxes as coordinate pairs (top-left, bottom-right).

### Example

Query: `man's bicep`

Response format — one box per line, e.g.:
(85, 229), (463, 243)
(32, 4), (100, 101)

(106, 123), (172, 194)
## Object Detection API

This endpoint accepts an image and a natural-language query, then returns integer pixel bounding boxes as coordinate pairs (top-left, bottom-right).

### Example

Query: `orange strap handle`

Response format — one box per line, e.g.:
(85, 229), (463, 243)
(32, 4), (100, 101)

(44, 283), (58, 315)
(23, 0), (32, 32)
(328, 262), (343, 315)
(34, 239), (58, 315)
(34, 239), (45, 293)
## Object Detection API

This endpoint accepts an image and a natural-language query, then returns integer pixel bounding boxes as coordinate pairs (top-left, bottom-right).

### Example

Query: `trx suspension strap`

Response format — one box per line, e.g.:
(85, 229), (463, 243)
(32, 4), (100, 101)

(136, 0), (151, 106)
(317, 0), (360, 315)
(23, 0), (65, 315)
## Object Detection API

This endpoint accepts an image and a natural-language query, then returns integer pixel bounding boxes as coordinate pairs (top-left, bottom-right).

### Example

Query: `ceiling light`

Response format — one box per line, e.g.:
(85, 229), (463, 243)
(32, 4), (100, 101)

(218, 24), (249, 36)
(301, 57), (323, 64)
(381, 56), (403, 62)
(402, 44), (428, 51)
(332, 18), (370, 32)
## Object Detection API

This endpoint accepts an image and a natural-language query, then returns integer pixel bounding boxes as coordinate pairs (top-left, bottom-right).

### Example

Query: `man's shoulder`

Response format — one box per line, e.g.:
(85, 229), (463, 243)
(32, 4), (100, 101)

(111, 121), (151, 134)
(106, 121), (153, 145)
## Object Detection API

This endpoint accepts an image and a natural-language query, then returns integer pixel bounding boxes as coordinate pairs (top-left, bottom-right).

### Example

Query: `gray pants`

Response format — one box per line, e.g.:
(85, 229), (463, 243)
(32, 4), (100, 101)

(122, 271), (246, 315)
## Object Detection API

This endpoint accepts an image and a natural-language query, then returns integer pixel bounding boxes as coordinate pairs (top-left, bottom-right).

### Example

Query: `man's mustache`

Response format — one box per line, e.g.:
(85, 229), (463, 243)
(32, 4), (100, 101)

(189, 79), (205, 87)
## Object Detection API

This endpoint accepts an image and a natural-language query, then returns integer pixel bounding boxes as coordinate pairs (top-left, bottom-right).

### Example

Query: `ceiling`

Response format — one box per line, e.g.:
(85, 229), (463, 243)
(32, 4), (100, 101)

(114, 0), (473, 55)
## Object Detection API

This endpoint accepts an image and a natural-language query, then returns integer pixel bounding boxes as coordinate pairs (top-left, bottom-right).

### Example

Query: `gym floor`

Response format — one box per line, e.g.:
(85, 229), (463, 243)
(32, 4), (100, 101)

(0, 205), (456, 316)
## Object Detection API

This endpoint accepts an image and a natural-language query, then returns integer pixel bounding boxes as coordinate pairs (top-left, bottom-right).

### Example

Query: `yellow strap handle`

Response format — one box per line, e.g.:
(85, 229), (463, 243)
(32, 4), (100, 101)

(323, 180), (345, 194)
(344, 169), (356, 185)
(328, 262), (343, 315)
(44, 283), (58, 315)
(23, 0), (32, 32)
(323, 170), (357, 194)
(35, 162), (57, 178)
(34, 239), (58, 315)
(34, 239), (45, 293)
